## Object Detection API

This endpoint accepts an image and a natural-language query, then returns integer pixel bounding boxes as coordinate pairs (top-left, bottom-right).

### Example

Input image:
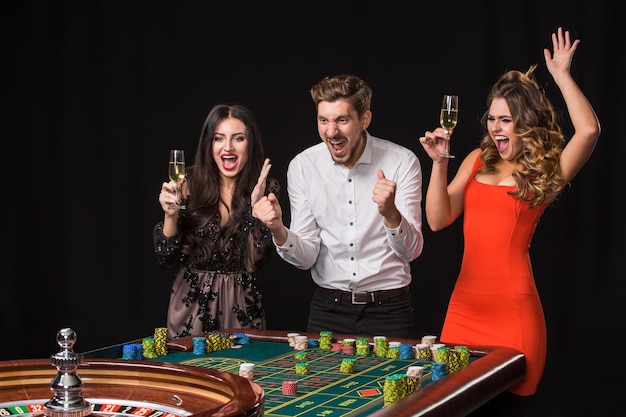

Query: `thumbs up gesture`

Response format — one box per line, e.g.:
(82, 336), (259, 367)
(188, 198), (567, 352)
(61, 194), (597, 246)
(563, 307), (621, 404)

(372, 169), (401, 228)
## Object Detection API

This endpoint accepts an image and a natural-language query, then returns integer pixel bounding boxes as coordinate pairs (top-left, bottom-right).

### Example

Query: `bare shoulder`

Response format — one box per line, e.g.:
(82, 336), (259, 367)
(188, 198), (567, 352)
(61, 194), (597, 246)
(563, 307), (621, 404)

(459, 148), (481, 172)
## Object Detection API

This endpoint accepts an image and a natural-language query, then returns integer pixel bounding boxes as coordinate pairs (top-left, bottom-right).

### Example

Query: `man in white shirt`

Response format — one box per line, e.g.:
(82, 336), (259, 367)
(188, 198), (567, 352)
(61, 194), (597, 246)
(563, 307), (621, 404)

(253, 74), (424, 338)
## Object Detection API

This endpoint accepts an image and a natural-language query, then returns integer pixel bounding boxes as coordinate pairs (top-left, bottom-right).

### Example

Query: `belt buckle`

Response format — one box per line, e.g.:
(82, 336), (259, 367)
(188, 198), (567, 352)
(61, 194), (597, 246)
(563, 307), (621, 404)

(351, 291), (370, 305)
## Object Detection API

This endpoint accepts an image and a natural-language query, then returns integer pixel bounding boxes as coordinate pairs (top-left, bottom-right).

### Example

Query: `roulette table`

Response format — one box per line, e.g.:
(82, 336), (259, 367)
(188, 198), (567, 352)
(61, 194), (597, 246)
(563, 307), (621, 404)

(0, 329), (263, 417)
(0, 328), (525, 417)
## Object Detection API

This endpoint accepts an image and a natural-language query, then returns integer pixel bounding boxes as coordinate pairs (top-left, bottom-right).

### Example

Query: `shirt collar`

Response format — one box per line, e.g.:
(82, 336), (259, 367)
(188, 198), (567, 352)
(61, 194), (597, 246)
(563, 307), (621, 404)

(350, 130), (372, 167)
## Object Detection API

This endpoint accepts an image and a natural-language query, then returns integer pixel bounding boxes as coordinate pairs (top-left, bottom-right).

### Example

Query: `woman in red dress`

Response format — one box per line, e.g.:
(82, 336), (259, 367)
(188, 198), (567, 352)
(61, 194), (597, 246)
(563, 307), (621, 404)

(418, 27), (600, 416)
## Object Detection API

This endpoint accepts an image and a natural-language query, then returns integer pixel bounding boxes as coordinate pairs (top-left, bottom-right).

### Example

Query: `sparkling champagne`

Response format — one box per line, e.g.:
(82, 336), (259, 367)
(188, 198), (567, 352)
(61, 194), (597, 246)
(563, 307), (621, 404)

(440, 109), (458, 130)
(168, 161), (185, 183)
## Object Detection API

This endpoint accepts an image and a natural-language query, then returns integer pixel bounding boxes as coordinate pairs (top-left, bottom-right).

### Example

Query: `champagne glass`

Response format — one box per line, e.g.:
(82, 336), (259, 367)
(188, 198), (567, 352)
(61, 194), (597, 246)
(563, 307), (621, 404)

(439, 94), (459, 158)
(168, 149), (186, 209)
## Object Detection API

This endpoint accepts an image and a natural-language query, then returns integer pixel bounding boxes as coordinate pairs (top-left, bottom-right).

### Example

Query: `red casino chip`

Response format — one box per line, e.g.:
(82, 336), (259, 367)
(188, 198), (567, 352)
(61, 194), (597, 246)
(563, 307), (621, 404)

(282, 380), (298, 395)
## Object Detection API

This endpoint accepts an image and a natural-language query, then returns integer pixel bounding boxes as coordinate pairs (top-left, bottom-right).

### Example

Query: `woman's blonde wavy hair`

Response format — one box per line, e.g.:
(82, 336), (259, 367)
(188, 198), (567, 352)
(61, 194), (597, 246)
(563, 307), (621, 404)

(478, 65), (566, 207)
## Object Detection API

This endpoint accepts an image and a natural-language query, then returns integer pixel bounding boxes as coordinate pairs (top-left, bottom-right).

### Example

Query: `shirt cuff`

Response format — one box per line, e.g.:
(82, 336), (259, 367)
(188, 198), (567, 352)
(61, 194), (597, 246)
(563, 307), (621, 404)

(275, 229), (296, 253)
(384, 216), (406, 242)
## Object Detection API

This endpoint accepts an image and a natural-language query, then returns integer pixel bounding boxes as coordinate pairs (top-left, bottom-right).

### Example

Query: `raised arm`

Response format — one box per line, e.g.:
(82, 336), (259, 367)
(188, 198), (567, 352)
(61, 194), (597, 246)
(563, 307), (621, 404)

(544, 27), (601, 183)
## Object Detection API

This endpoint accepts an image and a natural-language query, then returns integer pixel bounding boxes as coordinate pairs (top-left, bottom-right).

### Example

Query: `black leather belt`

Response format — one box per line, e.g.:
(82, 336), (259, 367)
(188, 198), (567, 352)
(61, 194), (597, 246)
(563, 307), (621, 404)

(315, 285), (410, 305)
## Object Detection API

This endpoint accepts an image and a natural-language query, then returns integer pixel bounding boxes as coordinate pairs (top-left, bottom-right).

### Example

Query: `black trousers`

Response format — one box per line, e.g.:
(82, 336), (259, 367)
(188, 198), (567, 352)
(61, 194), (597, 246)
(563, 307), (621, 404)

(306, 287), (416, 338)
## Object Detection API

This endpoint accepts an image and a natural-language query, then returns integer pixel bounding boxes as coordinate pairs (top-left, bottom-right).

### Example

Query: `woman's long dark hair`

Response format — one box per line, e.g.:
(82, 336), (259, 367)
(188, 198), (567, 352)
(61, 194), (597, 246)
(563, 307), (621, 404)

(180, 104), (266, 257)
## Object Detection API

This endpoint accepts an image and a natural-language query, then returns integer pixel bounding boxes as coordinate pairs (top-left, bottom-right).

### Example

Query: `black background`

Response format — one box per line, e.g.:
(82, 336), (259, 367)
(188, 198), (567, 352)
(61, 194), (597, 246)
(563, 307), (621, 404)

(4, 1), (623, 416)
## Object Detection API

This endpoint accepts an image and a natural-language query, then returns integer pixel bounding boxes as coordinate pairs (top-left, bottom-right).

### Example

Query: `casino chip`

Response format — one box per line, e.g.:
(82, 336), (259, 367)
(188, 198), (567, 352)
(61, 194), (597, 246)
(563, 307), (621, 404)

(192, 337), (207, 355)
(383, 373), (408, 407)
(239, 362), (255, 379)
(340, 358), (356, 373)
(319, 331), (333, 349)
(141, 337), (158, 359)
(282, 380), (298, 395)
(153, 327), (168, 356)
(295, 362), (309, 375)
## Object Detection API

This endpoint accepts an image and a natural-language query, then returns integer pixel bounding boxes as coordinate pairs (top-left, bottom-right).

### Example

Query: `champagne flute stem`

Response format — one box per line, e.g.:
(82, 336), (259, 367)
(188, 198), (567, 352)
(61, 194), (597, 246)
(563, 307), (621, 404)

(441, 142), (455, 158)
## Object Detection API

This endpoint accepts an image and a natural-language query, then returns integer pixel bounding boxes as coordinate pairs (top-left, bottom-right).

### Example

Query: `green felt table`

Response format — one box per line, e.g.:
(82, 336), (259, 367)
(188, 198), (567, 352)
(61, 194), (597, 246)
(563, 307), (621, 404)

(86, 329), (525, 417)
(158, 338), (438, 417)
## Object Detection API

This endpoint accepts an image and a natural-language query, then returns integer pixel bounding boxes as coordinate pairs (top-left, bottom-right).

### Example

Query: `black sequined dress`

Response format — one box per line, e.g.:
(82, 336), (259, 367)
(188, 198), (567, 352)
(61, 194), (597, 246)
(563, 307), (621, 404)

(153, 210), (272, 339)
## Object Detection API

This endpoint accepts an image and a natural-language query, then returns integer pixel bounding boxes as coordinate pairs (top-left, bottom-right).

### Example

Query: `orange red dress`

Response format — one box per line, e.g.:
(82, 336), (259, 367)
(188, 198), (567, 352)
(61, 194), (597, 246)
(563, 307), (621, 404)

(440, 153), (548, 396)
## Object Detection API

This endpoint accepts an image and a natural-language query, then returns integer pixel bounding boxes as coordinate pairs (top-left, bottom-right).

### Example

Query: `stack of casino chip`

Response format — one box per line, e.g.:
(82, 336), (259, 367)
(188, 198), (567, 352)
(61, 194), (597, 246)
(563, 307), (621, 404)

(386, 341), (401, 359)
(435, 346), (450, 371)
(233, 333), (250, 344)
(339, 358), (356, 373)
(383, 373), (408, 407)
(319, 331), (333, 349)
(206, 331), (231, 352)
(414, 344), (432, 361)
(239, 363), (255, 379)
(331, 342), (342, 352)
(153, 327), (168, 357)
(141, 337), (158, 359)
(341, 338), (355, 355)
(431, 362), (447, 381)
(421, 335), (438, 346)
(287, 333), (300, 348)
(431, 343), (446, 361)
(446, 349), (463, 373)
(294, 335), (308, 350)
(374, 336), (388, 358)
(405, 376), (419, 394)
(455, 345), (471, 367)
(282, 380), (298, 395)
(356, 338), (370, 355)
(192, 337), (207, 355)
(406, 365), (424, 380)
(295, 362), (310, 375)
(399, 343), (414, 359)
(294, 351), (308, 361)
(122, 343), (137, 360)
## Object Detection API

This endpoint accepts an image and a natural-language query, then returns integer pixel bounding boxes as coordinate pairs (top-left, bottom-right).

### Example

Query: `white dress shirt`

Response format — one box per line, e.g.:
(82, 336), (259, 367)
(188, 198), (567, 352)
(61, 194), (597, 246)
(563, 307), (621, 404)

(276, 132), (424, 292)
